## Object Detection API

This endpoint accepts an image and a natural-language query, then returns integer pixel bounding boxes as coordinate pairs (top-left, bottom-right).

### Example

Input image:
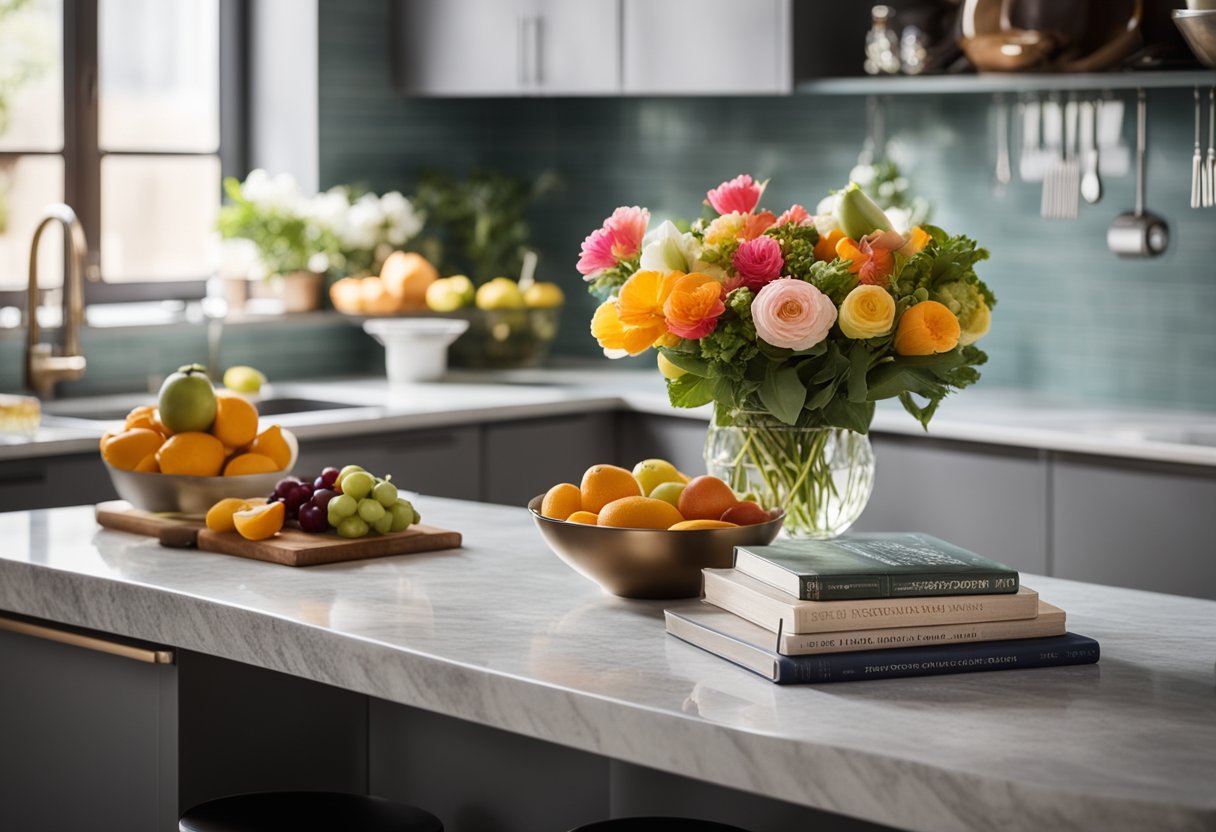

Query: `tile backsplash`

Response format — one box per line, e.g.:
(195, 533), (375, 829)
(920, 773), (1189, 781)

(318, 0), (1216, 412)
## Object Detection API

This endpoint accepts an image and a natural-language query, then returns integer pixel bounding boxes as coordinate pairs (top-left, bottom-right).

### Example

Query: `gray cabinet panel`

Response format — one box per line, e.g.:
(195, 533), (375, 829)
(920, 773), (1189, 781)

(393, 0), (525, 95)
(616, 413), (709, 476)
(0, 617), (176, 832)
(622, 0), (791, 94)
(534, 0), (620, 94)
(296, 426), (481, 501)
(0, 454), (116, 512)
(1051, 456), (1216, 600)
(855, 434), (1049, 575)
(483, 413), (616, 505)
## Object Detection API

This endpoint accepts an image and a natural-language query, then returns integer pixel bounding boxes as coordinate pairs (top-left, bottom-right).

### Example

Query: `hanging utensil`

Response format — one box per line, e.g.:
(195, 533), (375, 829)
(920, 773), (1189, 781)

(1080, 100), (1102, 204)
(1192, 87), (1204, 209)
(1019, 97), (1044, 182)
(1108, 89), (1169, 258)
(1040, 98), (1064, 218)
(1206, 87), (1215, 208)
(995, 94), (1011, 193)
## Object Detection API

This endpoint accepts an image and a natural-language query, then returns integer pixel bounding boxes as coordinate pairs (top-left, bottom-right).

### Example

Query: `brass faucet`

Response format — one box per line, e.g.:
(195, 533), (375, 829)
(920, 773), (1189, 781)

(25, 203), (94, 398)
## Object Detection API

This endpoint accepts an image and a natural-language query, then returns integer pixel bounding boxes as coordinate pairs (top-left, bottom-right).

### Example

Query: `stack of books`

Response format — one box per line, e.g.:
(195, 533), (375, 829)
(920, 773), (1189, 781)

(665, 533), (1100, 684)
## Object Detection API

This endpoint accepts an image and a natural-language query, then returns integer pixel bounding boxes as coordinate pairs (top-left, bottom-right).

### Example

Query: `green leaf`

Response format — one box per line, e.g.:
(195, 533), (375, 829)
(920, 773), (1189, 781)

(658, 348), (710, 377)
(822, 398), (876, 434)
(758, 365), (807, 426)
(667, 374), (714, 409)
(846, 344), (873, 403)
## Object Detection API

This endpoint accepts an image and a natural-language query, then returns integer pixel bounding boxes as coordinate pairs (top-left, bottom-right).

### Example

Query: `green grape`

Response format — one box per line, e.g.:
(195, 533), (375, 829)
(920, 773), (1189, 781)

(373, 479), (398, 507)
(371, 513), (393, 535)
(329, 494), (357, 518)
(389, 500), (416, 533)
(357, 498), (385, 523)
(342, 471), (375, 500)
(337, 516), (369, 539)
(335, 464), (364, 488)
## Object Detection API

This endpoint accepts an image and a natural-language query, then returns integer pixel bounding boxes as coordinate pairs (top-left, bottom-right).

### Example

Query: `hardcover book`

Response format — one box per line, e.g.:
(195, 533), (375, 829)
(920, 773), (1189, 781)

(672, 600), (1064, 656)
(734, 533), (1019, 601)
(665, 607), (1099, 684)
(702, 568), (1039, 635)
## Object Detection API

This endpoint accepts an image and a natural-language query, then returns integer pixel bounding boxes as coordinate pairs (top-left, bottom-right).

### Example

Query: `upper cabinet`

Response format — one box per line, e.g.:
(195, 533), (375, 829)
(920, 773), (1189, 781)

(391, 0), (791, 97)
(621, 0), (792, 95)
(392, 0), (620, 96)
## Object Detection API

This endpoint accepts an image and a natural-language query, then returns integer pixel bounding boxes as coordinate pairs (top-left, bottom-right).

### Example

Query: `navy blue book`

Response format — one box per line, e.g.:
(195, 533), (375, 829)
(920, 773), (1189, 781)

(665, 606), (1099, 684)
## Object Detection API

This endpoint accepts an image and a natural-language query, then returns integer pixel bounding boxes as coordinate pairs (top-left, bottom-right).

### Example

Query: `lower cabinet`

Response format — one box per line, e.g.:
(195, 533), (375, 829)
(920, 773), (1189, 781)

(0, 453), (117, 512)
(856, 434), (1051, 576)
(616, 412), (709, 475)
(295, 425), (482, 501)
(0, 614), (178, 832)
(1051, 455), (1216, 599)
(482, 412), (616, 505)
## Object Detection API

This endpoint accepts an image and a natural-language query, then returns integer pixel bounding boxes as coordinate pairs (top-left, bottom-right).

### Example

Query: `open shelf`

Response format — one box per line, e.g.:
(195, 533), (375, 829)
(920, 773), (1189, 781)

(796, 69), (1216, 96)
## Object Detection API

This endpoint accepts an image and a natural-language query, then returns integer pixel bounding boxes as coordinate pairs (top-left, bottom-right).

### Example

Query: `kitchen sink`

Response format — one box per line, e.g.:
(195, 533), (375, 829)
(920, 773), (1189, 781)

(40, 396), (365, 427)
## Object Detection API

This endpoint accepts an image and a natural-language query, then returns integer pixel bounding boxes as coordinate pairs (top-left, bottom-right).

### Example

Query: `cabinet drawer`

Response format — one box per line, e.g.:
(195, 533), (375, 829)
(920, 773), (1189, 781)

(483, 413), (615, 505)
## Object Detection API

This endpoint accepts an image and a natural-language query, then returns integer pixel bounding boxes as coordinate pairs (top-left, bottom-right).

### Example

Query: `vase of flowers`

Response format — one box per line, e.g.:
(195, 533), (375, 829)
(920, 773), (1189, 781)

(580, 174), (994, 538)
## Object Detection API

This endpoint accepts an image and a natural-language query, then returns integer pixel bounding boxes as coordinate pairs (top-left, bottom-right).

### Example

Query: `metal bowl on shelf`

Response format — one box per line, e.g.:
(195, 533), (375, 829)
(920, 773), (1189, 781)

(528, 496), (784, 600)
(1173, 9), (1216, 67)
(446, 306), (561, 370)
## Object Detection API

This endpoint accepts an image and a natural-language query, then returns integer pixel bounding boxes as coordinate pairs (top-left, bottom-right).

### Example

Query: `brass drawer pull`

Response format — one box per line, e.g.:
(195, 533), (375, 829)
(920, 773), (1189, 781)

(0, 614), (174, 664)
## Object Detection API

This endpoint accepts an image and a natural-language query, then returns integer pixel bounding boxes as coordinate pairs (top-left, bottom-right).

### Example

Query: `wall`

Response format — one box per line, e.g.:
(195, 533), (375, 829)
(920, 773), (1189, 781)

(318, 0), (1216, 412)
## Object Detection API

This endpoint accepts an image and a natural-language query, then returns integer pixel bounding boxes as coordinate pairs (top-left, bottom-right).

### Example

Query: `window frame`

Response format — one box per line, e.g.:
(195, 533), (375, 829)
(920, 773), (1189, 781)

(0, 0), (247, 308)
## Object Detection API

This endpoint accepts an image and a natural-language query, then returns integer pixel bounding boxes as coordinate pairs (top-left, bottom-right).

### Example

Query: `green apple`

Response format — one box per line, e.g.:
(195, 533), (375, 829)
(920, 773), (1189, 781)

(632, 458), (683, 496)
(157, 363), (217, 433)
(649, 481), (686, 509)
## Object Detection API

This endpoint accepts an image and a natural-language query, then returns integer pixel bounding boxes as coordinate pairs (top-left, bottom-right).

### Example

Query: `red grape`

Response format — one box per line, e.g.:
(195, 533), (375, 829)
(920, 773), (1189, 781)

(312, 488), (339, 510)
(319, 467), (340, 488)
(298, 503), (328, 533)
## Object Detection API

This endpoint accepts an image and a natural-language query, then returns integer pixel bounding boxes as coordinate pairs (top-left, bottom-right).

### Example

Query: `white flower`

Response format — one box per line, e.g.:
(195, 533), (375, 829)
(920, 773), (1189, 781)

(343, 194), (385, 249)
(813, 192), (842, 236)
(884, 206), (912, 234)
(241, 169), (301, 212)
(379, 191), (422, 245)
(848, 164), (877, 188)
(307, 251), (330, 273)
(639, 220), (723, 278)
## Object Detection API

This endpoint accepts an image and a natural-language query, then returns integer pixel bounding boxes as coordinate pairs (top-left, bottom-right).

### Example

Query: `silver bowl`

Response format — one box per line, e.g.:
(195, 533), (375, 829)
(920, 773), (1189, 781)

(528, 495), (784, 600)
(1174, 9), (1216, 67)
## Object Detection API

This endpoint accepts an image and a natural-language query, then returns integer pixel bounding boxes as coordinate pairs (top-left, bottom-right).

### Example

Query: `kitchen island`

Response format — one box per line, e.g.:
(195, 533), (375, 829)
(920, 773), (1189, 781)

(0, 499), (1213, 832)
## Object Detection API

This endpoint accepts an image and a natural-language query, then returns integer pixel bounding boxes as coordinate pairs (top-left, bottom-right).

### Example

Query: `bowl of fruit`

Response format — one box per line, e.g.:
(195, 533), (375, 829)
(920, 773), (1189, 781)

(529, 459), (784, 600)
(100, 364), (300, 515)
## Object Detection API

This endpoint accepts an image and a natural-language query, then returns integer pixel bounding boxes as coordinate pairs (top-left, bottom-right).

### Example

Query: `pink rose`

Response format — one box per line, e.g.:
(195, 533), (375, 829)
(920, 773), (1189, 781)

(752, 278), (837, 351)
(775, 204), (812, 226)
(730, 237), (784, 291)
(706, 174), (763, 215)
(577, 206), (650, 277)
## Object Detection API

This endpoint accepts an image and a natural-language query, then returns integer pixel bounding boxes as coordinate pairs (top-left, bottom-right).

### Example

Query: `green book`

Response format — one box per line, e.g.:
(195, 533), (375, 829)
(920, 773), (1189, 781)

(733, 533), (1019, 601)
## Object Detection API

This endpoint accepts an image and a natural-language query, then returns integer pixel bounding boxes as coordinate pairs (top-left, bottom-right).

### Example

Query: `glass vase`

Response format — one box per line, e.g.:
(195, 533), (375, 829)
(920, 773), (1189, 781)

(704, 409), (875, 539)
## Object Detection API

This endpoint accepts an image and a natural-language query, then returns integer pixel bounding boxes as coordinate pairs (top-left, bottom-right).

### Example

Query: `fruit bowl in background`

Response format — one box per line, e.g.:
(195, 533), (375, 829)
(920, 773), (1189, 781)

(105, 432), (298, 516)
(445, 306), (561, 370)
(528, 495), (784, 599)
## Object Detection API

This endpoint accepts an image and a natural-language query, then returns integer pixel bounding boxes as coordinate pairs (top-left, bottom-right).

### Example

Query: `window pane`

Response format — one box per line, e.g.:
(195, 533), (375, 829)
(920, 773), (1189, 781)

(99, 0), (219, 152)
(0, 0), (63, 151)
(101, 155), (219, 281)
(0, 155), (64, 290)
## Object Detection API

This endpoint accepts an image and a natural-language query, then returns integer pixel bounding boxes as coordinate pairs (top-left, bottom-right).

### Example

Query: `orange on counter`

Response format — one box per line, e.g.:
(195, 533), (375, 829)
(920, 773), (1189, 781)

(100, 428), (165, 471)
(157, 432), (226, 477)
(211, 392), (259, 448)
(580, 464), (643, 514)
(122, 405), (159, 433)
(222, 452), (279, 477)
(541, 483), (582, 521)
(598, 496), (684, 530)
(677, 476), (739, 521)
(232, 500), (285, 540)
(247, 424), (292, 470)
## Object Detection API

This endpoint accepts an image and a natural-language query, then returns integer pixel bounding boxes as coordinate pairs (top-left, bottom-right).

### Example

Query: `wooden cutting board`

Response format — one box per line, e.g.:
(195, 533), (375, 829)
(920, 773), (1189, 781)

(95, 501), (462, 567)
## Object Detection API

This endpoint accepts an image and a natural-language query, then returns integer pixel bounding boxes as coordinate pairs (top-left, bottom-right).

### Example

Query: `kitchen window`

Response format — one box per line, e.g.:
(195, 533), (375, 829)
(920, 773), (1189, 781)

(0, 0), (245, 307)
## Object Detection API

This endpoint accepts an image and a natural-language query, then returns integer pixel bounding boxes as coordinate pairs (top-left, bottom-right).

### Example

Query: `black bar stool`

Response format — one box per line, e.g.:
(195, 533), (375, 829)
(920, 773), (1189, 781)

(569, 819), (751, 831)
(179, 791), (443, 832)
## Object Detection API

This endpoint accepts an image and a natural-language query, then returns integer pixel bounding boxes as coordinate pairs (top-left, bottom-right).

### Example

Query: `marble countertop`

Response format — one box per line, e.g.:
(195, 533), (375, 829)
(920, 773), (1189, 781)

(0, 499), (1212, 832)
(4, 369), (1216, 468)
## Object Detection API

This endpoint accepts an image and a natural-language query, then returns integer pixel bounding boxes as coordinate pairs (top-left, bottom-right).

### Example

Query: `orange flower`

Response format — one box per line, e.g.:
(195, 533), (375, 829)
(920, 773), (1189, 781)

(592, 270), (681, 356)
(591, 300), (660, 355)
(740, 210), (777, 241)
(894, 301), (961, 356)
(900, 226), (932, 257)
(836, 229), (904, 287)
(814, 228), (845, 262)
(664, 272), (725, 340)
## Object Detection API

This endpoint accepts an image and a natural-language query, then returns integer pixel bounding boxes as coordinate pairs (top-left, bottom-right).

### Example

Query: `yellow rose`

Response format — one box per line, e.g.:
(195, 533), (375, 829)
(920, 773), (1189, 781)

(959, 298), (991, 346)
(838, 284), (896, 339)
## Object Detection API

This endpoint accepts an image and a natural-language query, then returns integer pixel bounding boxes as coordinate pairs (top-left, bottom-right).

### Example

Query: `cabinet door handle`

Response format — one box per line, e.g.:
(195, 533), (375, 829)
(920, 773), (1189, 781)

(531, 14), (543, 86)
(0, 614), (174, 664)
(517, 13), (528, 88)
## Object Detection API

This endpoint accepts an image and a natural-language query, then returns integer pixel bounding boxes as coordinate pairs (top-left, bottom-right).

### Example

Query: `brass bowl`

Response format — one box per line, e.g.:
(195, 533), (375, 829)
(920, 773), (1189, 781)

(1174, 9), (1216, 67)
(528, 496), (784, 600)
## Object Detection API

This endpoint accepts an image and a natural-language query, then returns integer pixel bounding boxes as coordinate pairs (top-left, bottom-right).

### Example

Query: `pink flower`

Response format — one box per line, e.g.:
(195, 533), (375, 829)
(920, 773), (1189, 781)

(775, 204), (812, 226)
(730, 237), (784, 291)
(752, 278), (837, 351)
(577, 206), (650, 277)
(706, 174), (763, 215)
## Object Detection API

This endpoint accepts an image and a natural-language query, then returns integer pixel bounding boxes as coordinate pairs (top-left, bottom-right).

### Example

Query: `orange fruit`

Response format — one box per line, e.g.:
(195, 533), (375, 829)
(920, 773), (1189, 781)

(223, 452), (280, 476)
(211, 392), (259, 448)
(232, 501), (285, 541)
(247, 424), (292, 470)
(206, 497), (256, 532)
(597, 496), (684, 530)
(150, 408), (173, 436)
(123, 405), (159, 433)
(721, 501), (770, 526)
(156, 431), (226, 477)
(580, 464), (642, 514)
(678, 476), (738, 521)
(101, 428), (165, 471)
(541, 483), (582, 520)
(134, 453), (160, 473)
(670, 519), (738, 530)
(566, 511), (599, 525)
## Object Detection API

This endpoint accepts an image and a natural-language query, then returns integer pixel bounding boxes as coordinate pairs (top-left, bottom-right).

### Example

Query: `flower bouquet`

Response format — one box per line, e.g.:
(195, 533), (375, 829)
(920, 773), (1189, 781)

(579, 174), (994, 538)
